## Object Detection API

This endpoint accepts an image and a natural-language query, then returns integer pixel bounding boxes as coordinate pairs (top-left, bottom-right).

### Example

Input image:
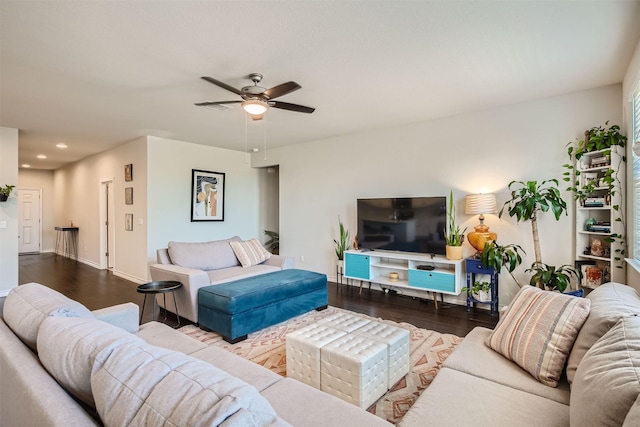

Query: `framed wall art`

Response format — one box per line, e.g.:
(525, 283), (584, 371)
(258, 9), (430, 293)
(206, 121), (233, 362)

(125, 187), (133, 205)
(124, 164), (133, 182)
(191, 169), (225, 221)
(125, 213), (133, 231)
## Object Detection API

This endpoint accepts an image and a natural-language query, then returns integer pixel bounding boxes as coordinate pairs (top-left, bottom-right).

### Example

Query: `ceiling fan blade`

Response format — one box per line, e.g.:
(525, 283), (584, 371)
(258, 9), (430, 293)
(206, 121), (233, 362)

(270, 101), (315, 114)
(263, 81), (301, 99)
(201, 77), (242, 95)
(194, 100), (242, 106)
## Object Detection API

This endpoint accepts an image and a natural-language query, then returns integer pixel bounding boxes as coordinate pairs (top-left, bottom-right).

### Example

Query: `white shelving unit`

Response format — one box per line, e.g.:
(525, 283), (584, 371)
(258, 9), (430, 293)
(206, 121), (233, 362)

(573, 146), (626, 290)
(343, 250), (464, 296)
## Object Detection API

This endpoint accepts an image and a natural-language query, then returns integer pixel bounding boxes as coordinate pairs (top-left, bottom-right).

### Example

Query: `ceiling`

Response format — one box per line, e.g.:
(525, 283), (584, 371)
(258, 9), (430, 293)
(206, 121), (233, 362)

(1, 1), (639, 170)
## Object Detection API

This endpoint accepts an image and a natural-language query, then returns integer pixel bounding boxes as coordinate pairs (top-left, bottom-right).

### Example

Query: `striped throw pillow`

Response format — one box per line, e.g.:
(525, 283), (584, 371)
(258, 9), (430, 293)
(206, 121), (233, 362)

(486, 286), (591, 387)
(230, 239), (272, 268)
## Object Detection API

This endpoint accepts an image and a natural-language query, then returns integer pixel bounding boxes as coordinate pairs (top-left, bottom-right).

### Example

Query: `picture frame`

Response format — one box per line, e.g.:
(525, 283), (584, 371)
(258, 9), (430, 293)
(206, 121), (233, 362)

(125, 213), (133, 231)
(574, 260), (596, 287)
(124, 164), (133, 182)
(125, 187), (133, 205)
(191, 169), (225, 221)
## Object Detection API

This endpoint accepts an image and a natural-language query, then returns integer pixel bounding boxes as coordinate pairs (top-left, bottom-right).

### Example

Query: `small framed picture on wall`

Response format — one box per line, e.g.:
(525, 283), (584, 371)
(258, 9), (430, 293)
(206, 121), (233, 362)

(124, 164), (133, 182)
(125, 187), (133, 205)
(125, 214), (133, 231)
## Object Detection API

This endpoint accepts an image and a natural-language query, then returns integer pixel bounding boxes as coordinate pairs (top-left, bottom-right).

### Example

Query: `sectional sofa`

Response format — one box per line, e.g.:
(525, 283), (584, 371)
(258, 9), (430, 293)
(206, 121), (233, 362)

(0, 283), (390, 426)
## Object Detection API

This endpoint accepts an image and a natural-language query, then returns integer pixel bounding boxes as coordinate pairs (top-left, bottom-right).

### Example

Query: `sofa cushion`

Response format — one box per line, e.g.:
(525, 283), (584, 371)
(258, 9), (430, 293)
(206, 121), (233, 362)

(566, 282), (640, 384)
(167, 236), (241, 270)
(443, 327), (570, 404)
(486, 286), (590, 387)
(570, 316), (640, 427)
(91, 341), (290, 427)
(3, 282), (93, 351)
(230, 239), (272, 268)
(37, 316), (144, 407)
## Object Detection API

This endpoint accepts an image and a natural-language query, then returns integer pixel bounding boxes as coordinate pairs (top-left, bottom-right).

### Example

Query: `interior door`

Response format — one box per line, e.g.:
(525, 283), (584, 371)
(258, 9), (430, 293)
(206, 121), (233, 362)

(18, 188), (41, 254)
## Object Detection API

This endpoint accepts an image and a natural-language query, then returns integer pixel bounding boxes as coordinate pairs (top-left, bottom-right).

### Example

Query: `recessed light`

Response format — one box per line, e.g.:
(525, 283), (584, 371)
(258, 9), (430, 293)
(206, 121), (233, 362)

(37, 154), (47, 159)
(22, 164), (31, 168)
(56, 143), (68, 149)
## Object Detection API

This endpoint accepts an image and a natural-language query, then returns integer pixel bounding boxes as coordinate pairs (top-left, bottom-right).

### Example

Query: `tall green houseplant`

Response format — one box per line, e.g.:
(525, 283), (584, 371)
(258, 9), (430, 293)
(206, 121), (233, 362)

(334, 218), (350, 261)
(500, 179), (576, 291)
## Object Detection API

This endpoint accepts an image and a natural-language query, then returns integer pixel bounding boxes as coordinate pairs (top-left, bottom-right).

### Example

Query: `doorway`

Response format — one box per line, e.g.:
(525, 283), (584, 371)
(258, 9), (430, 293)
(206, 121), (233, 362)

(18, 188), (42, 254)
(99, 179), (115, 269)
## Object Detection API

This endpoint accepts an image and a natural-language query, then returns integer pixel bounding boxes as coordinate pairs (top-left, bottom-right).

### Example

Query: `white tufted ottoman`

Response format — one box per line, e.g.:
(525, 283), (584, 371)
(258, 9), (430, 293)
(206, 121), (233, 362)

(354, 321), (410, 388)
(320, 333), (388, 409)
(286, 323), (346, 388)
(317, 312), (371, 332)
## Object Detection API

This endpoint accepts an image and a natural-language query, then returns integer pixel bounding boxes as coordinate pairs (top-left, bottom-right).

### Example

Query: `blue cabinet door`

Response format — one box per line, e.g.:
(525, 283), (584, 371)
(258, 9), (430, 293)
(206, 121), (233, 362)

(408, 270), (455, 293)
(345, 253), (370, 280)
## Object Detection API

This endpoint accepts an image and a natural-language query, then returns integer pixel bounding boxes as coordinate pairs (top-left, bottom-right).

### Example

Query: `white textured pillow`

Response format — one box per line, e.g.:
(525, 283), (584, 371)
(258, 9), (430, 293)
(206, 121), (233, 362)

(91, 341), (289, 426)
(486, 286), (590, 387)
(230, 239), (272, 268)
(37, 316), (144, 407)
(3, 282), (93, 350)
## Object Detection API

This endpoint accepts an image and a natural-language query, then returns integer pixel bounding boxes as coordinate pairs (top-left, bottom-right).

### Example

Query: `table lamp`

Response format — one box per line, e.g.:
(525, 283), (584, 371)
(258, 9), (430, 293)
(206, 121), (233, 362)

(465, 193), (498, 253)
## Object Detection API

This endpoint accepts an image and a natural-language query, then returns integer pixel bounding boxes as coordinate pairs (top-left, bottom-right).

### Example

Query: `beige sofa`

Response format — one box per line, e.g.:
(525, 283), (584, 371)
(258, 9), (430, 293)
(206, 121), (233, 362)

(149, 236), (295, 323)
(0, 283), (390, 427)
(399, 282), (640, 426)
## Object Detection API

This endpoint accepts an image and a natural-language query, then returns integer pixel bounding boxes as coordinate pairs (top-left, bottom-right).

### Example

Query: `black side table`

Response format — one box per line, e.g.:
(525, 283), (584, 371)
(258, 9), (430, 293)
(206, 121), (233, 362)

(465, 257), (499, 317)
(137, 281), (182, 327)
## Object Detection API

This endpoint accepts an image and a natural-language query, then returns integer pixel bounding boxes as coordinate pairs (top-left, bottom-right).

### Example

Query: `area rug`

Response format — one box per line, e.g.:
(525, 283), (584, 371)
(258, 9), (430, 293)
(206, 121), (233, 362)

(178, 307), (462, 424)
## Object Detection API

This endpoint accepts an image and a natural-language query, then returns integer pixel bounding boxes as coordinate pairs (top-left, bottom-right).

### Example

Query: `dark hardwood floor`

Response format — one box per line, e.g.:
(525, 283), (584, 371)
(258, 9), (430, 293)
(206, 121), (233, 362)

(19, 253), (497, 336)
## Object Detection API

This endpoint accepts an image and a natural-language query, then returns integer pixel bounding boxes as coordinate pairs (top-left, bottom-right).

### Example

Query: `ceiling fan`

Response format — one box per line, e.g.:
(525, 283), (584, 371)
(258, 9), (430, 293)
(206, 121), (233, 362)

(195, 73), (315, 119)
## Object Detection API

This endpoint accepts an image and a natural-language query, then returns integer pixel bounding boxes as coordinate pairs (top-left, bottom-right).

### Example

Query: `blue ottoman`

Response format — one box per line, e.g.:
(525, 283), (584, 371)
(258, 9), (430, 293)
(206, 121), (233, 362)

(198, 269), (328, 343)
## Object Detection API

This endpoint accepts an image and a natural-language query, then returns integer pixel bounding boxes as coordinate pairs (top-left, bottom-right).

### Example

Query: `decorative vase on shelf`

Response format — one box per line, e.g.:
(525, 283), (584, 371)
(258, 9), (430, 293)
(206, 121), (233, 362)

(445, 245), (463, 261)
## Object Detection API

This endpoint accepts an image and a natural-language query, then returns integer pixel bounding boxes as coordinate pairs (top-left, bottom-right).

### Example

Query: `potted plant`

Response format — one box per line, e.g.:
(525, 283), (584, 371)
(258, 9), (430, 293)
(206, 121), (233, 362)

(0, 185), (15, 202)
(525, 263), (579, 293)
(500, 179), (568, 289)
(264, 230), (279, 254)
(334, 217), (351, 266)
(461, 280), (492, 302)
(443, 191), (466, 260)
(481, 241), (526, 287)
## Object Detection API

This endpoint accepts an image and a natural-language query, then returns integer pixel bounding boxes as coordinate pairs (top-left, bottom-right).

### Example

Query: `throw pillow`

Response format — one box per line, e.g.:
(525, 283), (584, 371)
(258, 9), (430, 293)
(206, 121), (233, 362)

(566, 282), (640, 384)
(485, 285), (590, 387)
(230, 239), (272, 268)
(3, 282), (93, 351)
(570, 316), (640, 426)
(37, 316), (144, 407)
(91, 341), (290, 426)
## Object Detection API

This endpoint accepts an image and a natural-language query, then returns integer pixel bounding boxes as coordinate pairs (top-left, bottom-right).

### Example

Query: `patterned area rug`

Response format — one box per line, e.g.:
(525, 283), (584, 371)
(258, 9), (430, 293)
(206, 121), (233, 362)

(178, 307), (462, 424)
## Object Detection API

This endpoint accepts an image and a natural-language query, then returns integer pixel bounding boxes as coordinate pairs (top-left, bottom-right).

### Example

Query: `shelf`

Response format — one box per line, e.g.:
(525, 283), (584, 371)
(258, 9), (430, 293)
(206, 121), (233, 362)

(577, 254), (610, 262)
(578, 206), (611, 211)
(371, 262), (408, 271)
(578, 165), (610, 172)
(372, 276), (409, 287)
(578, 230), (611, 236)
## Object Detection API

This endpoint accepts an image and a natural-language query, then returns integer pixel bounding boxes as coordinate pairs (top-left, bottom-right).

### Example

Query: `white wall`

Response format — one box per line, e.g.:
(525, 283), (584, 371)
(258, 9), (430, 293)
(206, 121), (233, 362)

(257, 166), (279, 246)
(254, 85), (622, 306)
(18, 169), (55, 251)
(146, 136), (262, 265)
(623, 37), (640, 291)
(53, 137), (148, 281)
(0, 127), (19, 293)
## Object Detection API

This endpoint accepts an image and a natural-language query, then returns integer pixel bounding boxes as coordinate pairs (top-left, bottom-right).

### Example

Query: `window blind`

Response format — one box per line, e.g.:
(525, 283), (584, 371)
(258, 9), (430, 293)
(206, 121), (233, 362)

(633, 85), (640, 261)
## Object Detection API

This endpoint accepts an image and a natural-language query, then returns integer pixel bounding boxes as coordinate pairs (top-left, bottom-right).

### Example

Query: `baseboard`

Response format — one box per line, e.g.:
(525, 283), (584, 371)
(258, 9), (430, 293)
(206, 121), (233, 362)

(113, 270), (147, 285)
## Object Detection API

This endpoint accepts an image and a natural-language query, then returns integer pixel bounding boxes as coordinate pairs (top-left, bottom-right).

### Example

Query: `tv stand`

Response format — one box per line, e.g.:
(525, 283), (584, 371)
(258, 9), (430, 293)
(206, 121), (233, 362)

(343, 250), (464, 299)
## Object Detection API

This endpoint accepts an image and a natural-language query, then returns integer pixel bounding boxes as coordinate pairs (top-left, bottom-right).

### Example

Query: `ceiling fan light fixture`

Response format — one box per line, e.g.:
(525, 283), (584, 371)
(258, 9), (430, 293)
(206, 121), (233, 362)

(242, 99), (269, 115)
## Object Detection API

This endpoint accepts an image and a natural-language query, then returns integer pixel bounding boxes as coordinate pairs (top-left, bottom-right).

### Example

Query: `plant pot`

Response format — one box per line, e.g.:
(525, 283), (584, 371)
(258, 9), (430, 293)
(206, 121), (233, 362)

(445, 245), (463, 260)
(0, 194), (8, 202)
(472, 290), (492, 302)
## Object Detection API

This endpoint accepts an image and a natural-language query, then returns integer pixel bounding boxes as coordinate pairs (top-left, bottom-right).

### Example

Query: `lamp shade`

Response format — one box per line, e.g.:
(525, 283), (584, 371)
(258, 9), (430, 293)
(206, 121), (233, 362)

(465, 194), (497, 215)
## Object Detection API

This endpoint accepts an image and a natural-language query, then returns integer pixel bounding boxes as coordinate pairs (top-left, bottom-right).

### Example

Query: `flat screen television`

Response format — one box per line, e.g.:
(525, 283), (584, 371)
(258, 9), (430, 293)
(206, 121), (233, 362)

(356, 196), (447, 256)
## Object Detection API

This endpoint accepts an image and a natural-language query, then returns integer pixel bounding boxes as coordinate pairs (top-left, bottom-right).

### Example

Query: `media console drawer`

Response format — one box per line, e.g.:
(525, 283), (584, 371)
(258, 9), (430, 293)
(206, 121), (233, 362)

(408, 270), (455, 293)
